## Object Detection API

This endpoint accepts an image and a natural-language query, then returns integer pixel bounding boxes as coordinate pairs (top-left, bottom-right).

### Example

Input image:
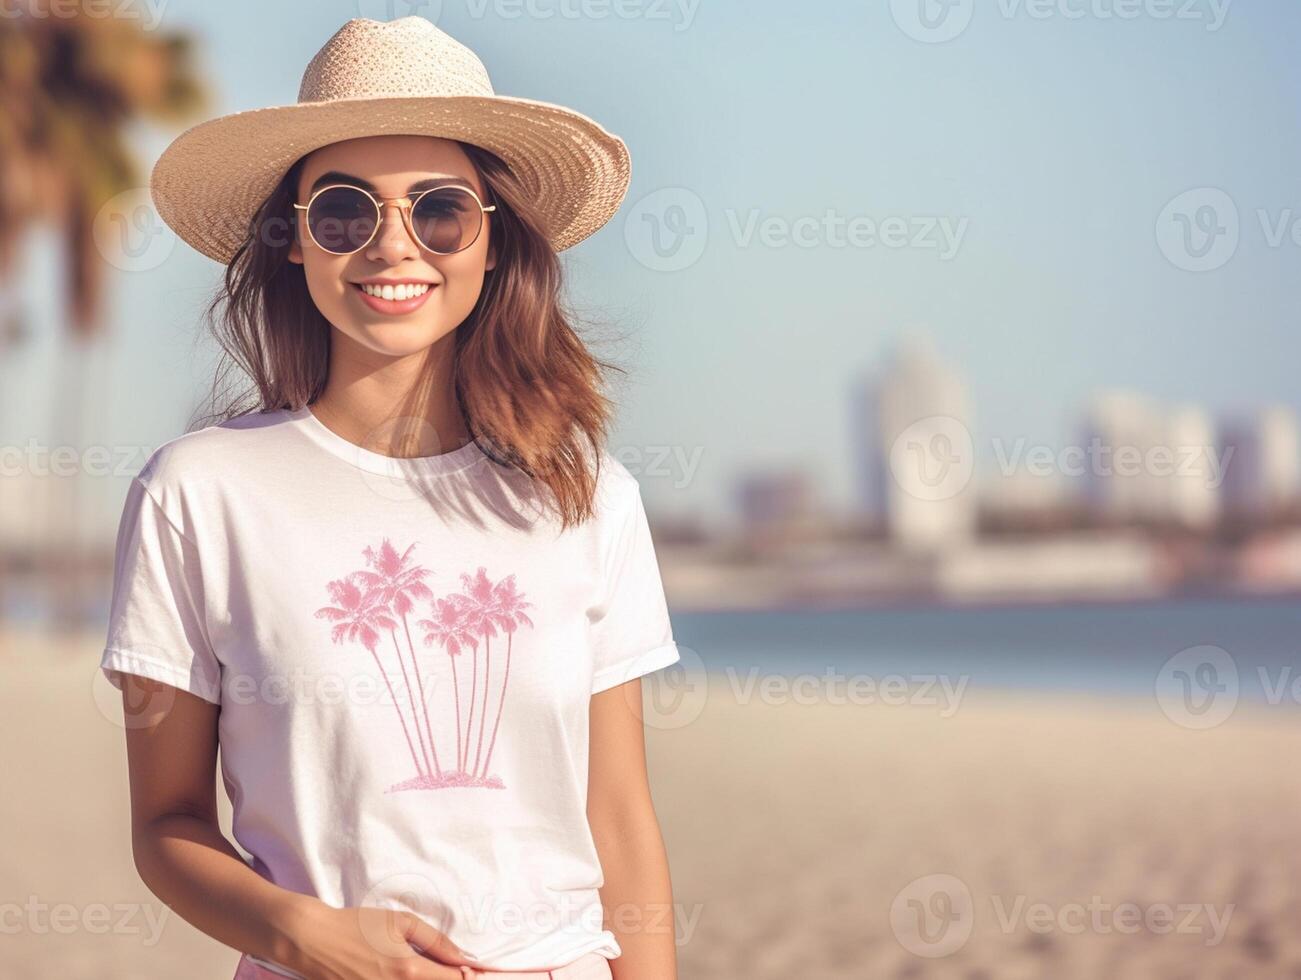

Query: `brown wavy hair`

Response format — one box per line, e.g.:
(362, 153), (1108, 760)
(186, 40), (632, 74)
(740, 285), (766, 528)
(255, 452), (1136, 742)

(197, 141), (625, 529)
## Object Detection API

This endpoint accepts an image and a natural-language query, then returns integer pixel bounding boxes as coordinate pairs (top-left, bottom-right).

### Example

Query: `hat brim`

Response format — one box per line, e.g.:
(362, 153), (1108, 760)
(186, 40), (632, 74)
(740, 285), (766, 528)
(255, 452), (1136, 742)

(149, 94), (631, 263)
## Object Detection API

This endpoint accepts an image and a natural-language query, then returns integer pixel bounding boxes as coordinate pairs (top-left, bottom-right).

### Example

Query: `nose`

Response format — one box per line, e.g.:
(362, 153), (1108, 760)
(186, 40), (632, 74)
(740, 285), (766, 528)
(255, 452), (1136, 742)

(365, 199), (420, 263)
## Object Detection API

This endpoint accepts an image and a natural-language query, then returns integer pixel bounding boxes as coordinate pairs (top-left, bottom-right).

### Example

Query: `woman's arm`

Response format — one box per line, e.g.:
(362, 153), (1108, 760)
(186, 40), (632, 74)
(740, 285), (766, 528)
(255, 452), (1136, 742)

(588, 679), (678, 980)
(121, 676), (313, 969)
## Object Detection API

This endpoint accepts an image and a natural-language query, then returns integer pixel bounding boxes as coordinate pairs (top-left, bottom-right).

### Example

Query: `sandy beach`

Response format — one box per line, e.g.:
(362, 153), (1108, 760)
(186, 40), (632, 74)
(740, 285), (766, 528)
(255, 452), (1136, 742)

(4, 624), (1300, 978)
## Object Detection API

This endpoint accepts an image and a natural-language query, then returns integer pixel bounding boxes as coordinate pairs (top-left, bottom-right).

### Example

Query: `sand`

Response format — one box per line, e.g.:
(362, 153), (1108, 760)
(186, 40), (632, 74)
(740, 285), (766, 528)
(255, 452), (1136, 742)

(4, 625), (1300, 978)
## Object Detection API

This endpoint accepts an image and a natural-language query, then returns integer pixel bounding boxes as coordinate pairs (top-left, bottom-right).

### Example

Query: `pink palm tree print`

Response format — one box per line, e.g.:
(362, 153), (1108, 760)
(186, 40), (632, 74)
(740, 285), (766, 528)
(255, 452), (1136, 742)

(418, 595), (478, 781)
(314, 578), (427, 781)
(316, 542), (535, 793)
(354, 541), (440, 779)
(456, 567), (499, 779)
(479, 574), (534, 781)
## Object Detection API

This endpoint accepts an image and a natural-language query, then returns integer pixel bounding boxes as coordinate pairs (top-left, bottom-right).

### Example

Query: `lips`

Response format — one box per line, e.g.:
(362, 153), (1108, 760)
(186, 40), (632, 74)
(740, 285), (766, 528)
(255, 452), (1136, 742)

(350, 280), (438, 315)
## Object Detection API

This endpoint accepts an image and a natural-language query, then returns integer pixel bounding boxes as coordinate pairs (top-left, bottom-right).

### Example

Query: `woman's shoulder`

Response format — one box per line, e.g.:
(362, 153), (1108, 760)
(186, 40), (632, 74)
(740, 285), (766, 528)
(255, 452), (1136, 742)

(135, 408), (296, 499)
(591, 449), (645, 524)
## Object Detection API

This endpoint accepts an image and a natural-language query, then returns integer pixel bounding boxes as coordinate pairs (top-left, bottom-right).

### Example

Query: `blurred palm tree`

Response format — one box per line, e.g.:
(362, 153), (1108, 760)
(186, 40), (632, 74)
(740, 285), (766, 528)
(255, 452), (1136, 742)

(0, 4), (208, 627)
(0, 4), (206, 340)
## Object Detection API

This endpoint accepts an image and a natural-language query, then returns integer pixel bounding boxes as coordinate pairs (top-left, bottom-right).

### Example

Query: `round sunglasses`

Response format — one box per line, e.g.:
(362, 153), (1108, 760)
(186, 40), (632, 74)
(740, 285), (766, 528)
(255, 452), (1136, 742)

(292, 183), (497, 256)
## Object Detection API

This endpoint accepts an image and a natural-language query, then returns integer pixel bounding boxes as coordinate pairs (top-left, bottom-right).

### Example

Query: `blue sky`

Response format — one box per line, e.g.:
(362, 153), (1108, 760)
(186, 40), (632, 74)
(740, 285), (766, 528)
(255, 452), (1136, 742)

(3, 0), (1299, 536)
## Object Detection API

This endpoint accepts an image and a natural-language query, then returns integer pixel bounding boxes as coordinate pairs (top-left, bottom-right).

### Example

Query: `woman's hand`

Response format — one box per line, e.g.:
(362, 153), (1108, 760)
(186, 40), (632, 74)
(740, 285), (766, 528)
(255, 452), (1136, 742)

(282, 900), (482, 979)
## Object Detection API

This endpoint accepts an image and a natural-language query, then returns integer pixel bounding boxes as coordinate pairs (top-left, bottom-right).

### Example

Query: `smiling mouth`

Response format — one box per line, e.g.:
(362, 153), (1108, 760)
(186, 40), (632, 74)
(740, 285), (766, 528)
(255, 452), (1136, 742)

(350, 280), (439, 314)
(355, 281), (433, 301)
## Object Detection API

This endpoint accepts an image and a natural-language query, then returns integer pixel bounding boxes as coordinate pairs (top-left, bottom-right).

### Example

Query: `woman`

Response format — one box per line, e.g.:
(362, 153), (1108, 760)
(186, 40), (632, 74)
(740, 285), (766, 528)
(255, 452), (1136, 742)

(100, 17), (680, 980)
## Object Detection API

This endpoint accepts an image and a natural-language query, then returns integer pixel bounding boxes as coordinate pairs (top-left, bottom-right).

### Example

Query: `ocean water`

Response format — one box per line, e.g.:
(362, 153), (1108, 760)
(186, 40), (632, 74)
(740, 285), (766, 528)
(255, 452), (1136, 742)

(9, 582), (1301, 710)
(673, 596), (1301, 709)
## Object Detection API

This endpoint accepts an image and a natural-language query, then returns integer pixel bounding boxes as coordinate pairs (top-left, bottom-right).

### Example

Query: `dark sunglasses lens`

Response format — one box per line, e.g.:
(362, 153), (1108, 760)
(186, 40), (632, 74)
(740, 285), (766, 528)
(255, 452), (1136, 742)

(410, 188), (484, 253)
(306, 187), (377, 253)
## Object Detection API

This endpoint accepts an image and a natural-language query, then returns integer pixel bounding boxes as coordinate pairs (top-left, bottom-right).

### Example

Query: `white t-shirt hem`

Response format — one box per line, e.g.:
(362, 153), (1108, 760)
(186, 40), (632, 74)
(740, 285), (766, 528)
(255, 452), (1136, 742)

(591, 640), (681, 695)
(100, 646), (222, 705)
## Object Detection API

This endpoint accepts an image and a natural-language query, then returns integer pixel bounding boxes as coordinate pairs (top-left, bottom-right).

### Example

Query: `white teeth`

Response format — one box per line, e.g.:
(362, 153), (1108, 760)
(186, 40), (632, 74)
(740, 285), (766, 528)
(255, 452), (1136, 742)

(360, 282), (431, 300)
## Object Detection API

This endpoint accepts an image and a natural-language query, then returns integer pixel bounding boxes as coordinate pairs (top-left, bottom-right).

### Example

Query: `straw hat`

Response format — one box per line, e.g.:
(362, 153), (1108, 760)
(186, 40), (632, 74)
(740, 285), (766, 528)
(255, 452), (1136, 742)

(150, 16), (631, 263)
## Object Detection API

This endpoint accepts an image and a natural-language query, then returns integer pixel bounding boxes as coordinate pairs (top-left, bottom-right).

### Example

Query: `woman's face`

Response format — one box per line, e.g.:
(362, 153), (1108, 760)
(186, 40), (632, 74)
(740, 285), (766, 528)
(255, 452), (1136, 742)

(287, 134), (497, 358)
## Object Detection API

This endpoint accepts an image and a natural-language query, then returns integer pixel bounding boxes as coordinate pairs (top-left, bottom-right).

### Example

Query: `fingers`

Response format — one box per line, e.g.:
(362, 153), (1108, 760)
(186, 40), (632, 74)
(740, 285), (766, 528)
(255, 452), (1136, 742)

(391, 959), (471, 980)
(396, 911), (482, 968)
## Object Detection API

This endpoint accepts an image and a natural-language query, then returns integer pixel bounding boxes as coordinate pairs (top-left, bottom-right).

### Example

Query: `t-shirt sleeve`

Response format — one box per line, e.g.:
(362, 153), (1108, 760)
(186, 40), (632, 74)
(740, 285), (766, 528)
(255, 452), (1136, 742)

(588, 475), (681, 695)
(99, 477), (222, 705)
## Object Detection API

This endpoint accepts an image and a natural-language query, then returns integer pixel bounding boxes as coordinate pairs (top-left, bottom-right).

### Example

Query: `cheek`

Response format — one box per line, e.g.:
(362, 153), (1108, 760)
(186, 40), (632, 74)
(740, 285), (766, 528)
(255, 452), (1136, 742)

(438, 261), (487, 315)
(300, 252), (348, 298)
(301, 254), (352, 317)
(423, 244), (491, 325)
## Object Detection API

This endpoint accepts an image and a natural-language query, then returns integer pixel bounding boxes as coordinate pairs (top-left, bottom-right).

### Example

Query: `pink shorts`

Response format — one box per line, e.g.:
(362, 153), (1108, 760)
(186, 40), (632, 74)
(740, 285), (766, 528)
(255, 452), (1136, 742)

(233, 949), (613, 979)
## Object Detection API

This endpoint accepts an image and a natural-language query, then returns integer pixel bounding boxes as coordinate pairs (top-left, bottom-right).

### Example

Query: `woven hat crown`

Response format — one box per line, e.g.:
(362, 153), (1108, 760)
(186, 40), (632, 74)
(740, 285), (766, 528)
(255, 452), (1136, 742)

(298, 17), (495, 103)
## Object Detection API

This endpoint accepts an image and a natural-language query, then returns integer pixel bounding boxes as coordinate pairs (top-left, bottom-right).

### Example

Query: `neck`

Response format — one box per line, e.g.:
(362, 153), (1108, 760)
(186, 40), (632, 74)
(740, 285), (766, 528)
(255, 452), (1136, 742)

(310, 333), (471, 459)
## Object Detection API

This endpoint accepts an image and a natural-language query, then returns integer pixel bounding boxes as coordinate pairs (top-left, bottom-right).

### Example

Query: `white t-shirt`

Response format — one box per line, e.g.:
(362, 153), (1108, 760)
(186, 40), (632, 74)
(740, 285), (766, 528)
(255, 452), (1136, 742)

(99, 407), (680, 974)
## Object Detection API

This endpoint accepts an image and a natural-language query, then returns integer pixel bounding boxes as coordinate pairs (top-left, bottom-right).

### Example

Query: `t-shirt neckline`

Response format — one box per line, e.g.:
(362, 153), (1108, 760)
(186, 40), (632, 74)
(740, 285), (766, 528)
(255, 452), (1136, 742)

(284, 406), (489, 477)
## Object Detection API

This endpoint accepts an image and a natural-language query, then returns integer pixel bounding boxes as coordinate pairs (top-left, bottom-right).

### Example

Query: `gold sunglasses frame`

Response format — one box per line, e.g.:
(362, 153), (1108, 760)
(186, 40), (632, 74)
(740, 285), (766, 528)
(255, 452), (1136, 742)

(292, 183), (497, 256)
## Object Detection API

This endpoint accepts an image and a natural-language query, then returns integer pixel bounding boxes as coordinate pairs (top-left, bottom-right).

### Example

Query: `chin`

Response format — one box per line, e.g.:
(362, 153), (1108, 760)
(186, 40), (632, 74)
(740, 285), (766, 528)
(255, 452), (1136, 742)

(348, 323), (453, 357)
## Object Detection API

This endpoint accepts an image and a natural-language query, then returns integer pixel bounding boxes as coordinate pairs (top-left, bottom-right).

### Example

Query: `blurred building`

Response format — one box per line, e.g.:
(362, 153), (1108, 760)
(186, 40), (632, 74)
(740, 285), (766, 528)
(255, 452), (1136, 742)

(733, 468), (817, 542)
(857, 334), (977, 552)
(1166, 405), (1219, 527)
(1220, 406), (1301, 519)
(980, 466), (1068, 518)
(0, 469), (50, 558)
(1080, 392), (1218, 528)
